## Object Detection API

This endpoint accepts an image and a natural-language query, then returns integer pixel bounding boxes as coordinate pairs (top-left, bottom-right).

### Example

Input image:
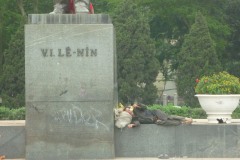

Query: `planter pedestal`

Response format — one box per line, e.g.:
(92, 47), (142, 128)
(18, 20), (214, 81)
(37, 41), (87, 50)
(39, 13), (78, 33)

(195, 94), (240, 123)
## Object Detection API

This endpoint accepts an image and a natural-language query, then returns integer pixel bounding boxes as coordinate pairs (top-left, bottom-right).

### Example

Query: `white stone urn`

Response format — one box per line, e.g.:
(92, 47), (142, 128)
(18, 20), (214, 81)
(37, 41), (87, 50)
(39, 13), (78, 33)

(195, 94), (240, 123)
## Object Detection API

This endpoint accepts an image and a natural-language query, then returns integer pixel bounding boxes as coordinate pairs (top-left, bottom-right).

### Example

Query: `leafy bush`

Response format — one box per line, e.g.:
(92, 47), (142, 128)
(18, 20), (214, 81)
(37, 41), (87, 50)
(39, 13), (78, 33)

(232, 106), (240, 119)
(0, 106), (25, 120)
(0, 107), (11, 120)
(195, 71), (240, 94)
(0, 105), (239, 120)
(147, 104), (240, 119)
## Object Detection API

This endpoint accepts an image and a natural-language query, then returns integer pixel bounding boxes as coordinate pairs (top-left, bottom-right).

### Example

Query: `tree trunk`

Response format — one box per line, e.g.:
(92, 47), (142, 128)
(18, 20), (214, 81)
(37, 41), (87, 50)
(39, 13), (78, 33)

(33, 0), (39, 13)
(17, 0), (26, 17)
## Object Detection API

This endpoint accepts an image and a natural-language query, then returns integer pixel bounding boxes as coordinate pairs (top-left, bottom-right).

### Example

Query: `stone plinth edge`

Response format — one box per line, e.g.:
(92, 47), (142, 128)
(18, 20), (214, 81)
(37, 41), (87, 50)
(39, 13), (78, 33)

(28, 14), (111, 24)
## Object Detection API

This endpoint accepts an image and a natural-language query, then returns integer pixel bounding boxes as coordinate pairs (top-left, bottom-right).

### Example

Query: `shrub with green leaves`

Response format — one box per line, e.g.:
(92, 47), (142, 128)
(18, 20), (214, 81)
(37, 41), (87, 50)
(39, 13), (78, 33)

(0, 106), (25, 120)
(148, 104), (240, 119)
(195, 71), (240, 94)
(147, 104), (207, 119)
(232, 107), (240, 119)
(0, 107), (11, 120)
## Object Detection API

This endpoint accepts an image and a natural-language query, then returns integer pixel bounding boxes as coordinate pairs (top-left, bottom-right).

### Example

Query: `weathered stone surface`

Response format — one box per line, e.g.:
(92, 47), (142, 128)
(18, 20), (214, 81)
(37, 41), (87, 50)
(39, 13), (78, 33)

(1, 121), (240, 159)
(115, 124), (240, 158)
(25, 24), (115, 102)
(25, 14), (116, 159)
(28, 14), (111, 24)
(26, 102), (115, 159)
(0, 124), (25, 159)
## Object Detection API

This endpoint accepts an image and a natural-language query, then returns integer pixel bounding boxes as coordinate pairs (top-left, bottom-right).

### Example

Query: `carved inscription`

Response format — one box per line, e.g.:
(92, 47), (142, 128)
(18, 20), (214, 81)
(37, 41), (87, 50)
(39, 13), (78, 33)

(41, 47), (97, 57)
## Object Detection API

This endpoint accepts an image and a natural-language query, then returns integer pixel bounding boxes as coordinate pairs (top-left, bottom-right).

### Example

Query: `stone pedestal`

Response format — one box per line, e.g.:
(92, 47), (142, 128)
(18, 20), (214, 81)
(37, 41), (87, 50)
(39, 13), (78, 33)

(25, 14), (117, 160)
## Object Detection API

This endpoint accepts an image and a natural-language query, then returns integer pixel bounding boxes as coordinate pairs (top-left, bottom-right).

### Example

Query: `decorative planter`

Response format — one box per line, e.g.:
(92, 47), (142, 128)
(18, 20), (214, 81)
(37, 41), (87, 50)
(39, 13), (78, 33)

(195, 94), (240, 123)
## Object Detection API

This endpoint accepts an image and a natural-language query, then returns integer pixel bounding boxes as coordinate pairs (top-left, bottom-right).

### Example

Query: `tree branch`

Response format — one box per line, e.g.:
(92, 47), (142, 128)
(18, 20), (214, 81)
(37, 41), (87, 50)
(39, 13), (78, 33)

(17, 0), (26, 17)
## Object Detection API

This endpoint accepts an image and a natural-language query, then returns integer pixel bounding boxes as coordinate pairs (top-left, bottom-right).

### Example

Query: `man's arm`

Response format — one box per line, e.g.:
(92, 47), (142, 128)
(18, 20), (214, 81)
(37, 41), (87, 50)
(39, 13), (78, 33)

(127, 121), (140, 128)
(137, 103), (148, 111)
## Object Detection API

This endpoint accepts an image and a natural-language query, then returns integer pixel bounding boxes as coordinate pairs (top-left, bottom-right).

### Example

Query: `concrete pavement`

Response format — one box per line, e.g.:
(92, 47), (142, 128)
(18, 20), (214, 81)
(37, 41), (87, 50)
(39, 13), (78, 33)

(115, 158), (240, 160)
(5, 158), (240, 160)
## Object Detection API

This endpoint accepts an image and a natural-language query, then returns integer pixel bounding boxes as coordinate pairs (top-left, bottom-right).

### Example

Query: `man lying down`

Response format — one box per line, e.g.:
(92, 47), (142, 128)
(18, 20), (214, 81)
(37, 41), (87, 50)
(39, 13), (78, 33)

(115, 103), (192, 129)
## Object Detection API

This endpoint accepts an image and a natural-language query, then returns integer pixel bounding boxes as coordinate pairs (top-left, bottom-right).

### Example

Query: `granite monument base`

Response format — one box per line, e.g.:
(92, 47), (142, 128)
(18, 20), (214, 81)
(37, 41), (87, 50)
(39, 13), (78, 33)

(25, 14), (117, 159)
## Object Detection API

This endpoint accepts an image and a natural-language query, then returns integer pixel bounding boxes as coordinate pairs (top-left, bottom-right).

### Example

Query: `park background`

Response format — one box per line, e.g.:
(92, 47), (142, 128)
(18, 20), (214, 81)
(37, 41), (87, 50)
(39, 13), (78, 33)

(0, 0), (240, 119)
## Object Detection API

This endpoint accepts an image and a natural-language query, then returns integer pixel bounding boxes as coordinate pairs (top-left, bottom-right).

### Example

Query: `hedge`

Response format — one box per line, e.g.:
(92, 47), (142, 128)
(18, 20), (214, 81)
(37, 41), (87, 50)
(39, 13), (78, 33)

(148, 104), (240, 119)
(0, 106), (25, 120)
(0, 104), (240, 120)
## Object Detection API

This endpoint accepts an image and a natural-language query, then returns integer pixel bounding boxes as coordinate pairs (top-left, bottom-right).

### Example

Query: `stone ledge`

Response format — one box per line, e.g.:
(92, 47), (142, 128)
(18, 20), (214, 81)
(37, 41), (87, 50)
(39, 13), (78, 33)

(1, 120), (240, 159)
(1, 119), (240, 125)
(115, 123), (240, 158)
(0, 120), (25, 126)
(0, 124), (25, 159)
(28, 14), (111, 24)
(192, 119), (240, 125)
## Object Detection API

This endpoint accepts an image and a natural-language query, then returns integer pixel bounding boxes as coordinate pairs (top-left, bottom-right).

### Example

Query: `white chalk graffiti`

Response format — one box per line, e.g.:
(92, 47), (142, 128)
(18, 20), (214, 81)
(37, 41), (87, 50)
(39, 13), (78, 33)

(53, 105), (109, 131)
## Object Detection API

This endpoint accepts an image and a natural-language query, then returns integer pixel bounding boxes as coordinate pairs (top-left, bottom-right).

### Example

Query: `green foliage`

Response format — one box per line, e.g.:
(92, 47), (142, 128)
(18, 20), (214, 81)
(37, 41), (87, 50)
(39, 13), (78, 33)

(142, 83), (158, 104)
(176, 11), (222, 107)
(91, 0), (121, 15)
(224, 0), (240, 77)
(156, 40), (180, 84)
(0, 26), (25, 108)
(0, 0), (25, 75)
(232, 106), (240, 119)
(139, 0), (232, 71)
(9, 107), (25, 120)
(0, 106), (25, 120)
(34, 0), (53, 14)
(1, 0), (240, 108)
(147, 104), (207, 119)
(0, 107), (11, 120)
(112, 0), (159, 104)
(195, 71), (240, 94)
(148, 104), (240, 119)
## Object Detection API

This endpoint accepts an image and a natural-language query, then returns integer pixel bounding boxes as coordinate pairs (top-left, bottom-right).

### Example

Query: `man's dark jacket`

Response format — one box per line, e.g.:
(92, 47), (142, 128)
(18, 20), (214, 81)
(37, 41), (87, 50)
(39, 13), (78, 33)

(133, 105), (169, 124)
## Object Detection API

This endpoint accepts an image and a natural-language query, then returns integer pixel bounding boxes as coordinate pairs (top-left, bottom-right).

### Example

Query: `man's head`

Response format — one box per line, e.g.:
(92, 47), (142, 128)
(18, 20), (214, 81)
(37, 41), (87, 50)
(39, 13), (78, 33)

(123, 106), (133, 115)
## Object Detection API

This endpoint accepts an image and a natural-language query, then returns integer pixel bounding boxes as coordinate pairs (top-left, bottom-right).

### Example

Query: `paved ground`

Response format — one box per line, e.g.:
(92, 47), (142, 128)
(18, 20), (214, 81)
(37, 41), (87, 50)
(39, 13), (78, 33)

(115, 158), (240, 160)
(6, 158), (240, 160)
(4, 158), (240, 160)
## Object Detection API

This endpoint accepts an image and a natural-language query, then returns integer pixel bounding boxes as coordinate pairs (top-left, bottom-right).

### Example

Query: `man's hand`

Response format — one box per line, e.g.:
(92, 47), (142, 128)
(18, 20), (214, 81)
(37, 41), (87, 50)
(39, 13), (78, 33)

(127, 124), (134, 128)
